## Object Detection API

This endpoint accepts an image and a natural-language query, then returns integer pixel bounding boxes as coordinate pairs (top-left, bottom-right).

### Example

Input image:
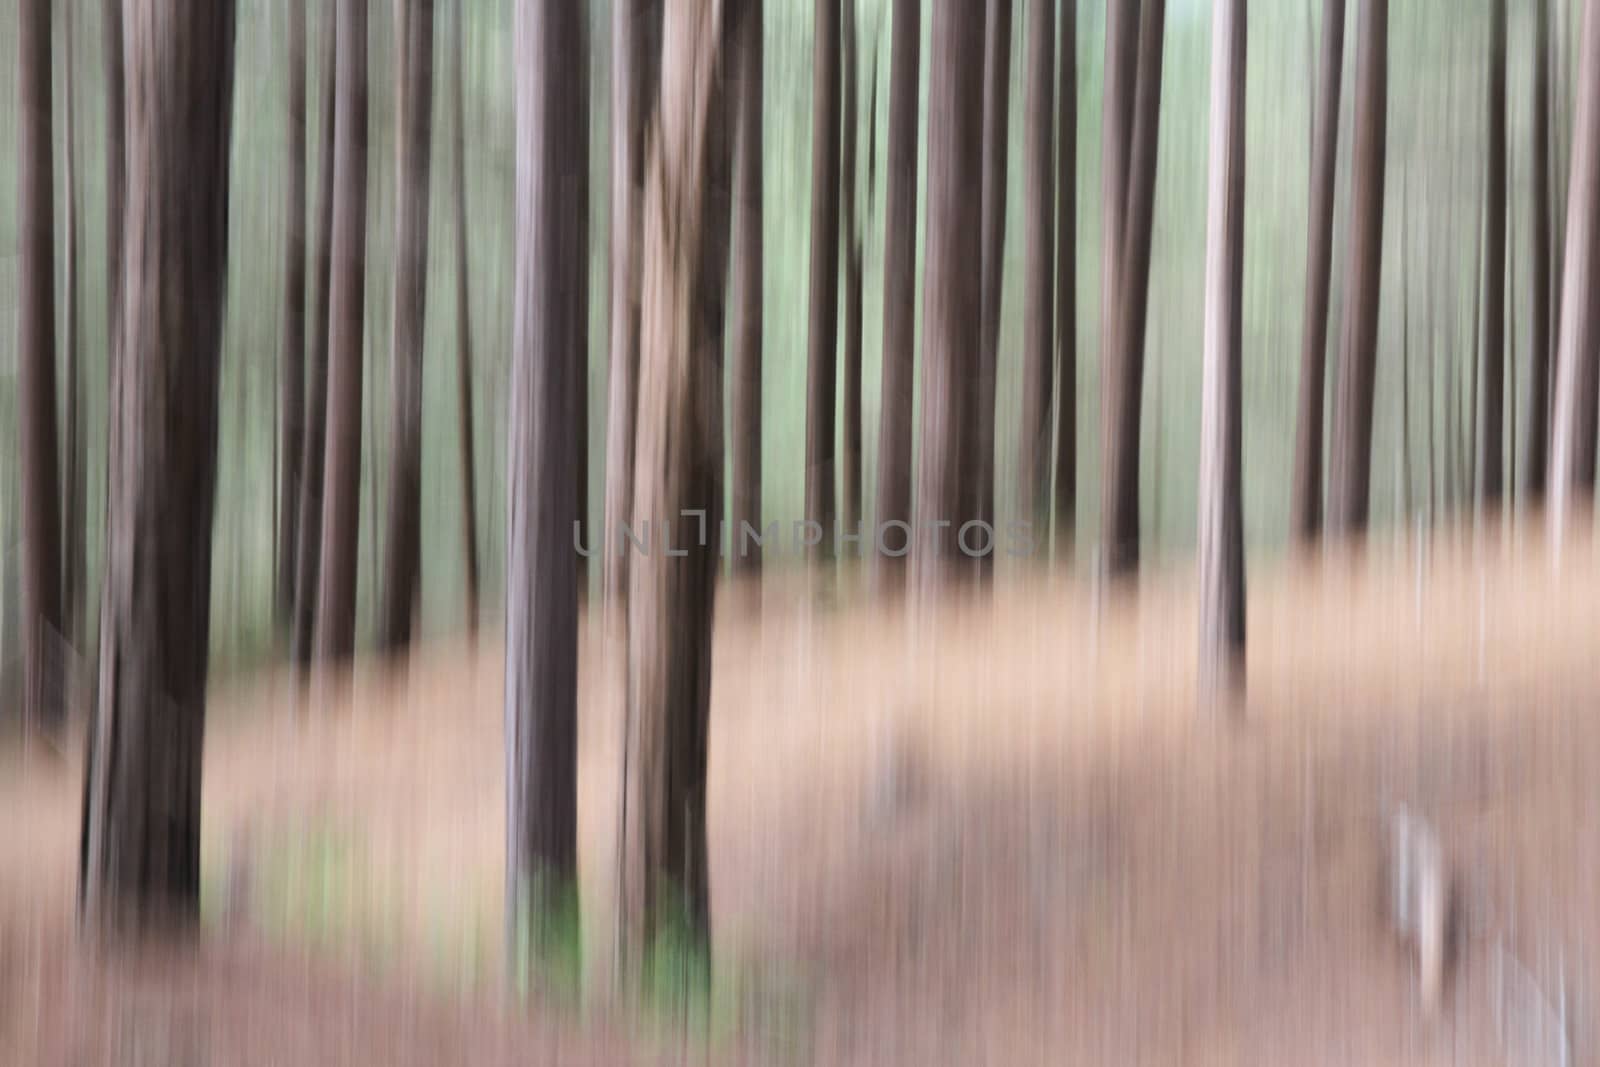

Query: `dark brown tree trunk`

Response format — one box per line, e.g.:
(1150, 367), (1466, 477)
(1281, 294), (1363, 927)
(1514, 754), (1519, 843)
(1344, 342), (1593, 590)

(1289, 0), (1347, 542)
(1549, 0), (1600, 545)
(1099, 0), (1140, 369)
(313, 0), (370, 665)
(619, 0), (731, 964)
(805, 0), (841, 562)
(1527, 0), (1554, 499)
(1480, 0), (1508, 506)
(975, 0), (1012, 576)
(603, 0), (662, 608)
(17, 0), (63, 736)
(451, 3), (480, 634)
(507, 0), (587, 959)
(292, 1), (339, 668)
(873, 0), (920, 587)
(379, 0), (437, 655)
(1053, 0), (1077, 560)
(839, 5), (865, 548)
(79, 0), (236, 933)
(914, 0), (985, 589)
(62, 0), (85, 654)
(1326, 0), (1388, 538)
(277, 0), (307, 630)
(1018, 0), (1054, 537)
(1198, 0), (1246, 704)
(1100, 0), (1166, 576)
(731, 0), (764, 574)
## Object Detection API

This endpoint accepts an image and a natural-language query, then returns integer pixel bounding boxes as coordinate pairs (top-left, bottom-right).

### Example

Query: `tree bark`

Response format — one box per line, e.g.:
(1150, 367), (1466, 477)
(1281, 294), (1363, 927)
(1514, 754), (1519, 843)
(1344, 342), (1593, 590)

(451, 3), (480, 634)
(805, 0), (842, 562)
(1198, 0), (1247, 704)
(873, 0), (920, 587)
(1100, 0), (1166, 576)
(277, 0), (308, 630)
(1099, 0), (1140, 372)
(1326, 0), (1388, 538)
(1549, 0), (1600, 548)
(914, 0), (985, 588)
(975, 0), (1012, 576)
(379, 0), (437, 655)
(1289, 0), (1346, 542)
(1053, 0), (1077, 561)
(104, 0), (124, 362)
(1527, 0), (1554, 500)
(1479, 0), (1508, 506)
(292, 1), (339, 669)
(314, 0), (371, 665)
(62, 0), (85, 653)
(731, 0), (765, 574)
(619, 0), (731, 965)
(17, 0), (63, 736)
(840, 3), (865, 548)
(603, 0), (662, 608)
(1019, 0), (1054, 538)
(79, 0), (236, 933)
(506, 0), (587, 959)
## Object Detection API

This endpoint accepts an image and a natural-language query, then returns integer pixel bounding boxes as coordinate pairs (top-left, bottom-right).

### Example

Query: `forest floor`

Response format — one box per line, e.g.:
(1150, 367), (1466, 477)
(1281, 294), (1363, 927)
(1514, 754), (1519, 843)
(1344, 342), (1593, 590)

(2, 514), (1599, 1065)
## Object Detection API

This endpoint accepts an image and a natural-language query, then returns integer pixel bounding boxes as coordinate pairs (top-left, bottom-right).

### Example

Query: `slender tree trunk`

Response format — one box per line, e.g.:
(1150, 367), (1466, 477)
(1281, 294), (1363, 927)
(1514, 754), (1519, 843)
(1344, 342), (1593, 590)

(840, 4), (865, 548)
(1549, 0), (1600, 549)
(1480, 0), (1509, 506)
(1099, 0), (1140, 374)
(292, 2), (339, 668)
(1289, 0), (1347, 542)
(1018, 0), (1054, 538)
(1198, 0), (1247, 704)
(604, 0), (662, 608)
(1508, 202), (1518, 503)
(379, 0), (437, 655)
(1527, 0), (1554, 499)
(79, 0), (236, 933)
(1400, 189), (1412, 521)
(1469, 218), (1483, 508)
(874, 0), (920, 586)
(1101, 0), (1167, 576)
(619, 0), (731, 965)
(17, 0), (63, 736)
(914, 0), (986, 589)
(277, 0), (308, 630)
(314, 0), (371, 665)
(507, 0), (588, 958)
(62, 0), (85, 654)
(452, 3), (480, 634)
(975, 0), (1013, 576)
(732, 0), (764, 574)
(1326, 0), (1388, 538)
(1053, 0), (1077, 560)
(104, 0), (124, 361)
(805, 0), (841, 562)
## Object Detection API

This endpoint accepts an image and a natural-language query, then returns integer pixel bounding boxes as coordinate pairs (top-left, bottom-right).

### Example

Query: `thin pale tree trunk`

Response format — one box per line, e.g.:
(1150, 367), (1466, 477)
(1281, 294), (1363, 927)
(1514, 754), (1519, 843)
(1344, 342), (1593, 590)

(79, 0), (236, 933)
(840, 2), (865, 546)
(452, 3), (480, 633)
(731, 0), (764, 573)
(62, 0), (85, 654)
(1018, 0), (1054, 537)
(1053, 0), (1077, 561)
(805, 0), (842, 562)
(975, 0), (1012, 576)
(277, 0), (307, 630)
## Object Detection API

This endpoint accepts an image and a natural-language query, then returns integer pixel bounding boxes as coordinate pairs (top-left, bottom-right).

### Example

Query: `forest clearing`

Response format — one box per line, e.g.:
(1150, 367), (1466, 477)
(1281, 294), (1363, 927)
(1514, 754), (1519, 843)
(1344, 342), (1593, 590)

(4, 517), (1597, 1065)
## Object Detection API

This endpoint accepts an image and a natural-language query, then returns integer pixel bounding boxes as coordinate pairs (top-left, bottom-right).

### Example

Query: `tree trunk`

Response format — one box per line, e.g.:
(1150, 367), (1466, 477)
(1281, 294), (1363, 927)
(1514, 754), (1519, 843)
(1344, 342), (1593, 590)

(1053, 0), (1077, 561)
(1289, 0), (1347, 542)
(1018, 0), (1054, 537)
(1527, 0), (1554, 500)
(62, 0), (85, 654)
(1326, 0), (1388, 538)
(17, 0), (63, 736)
(975, 0), (1012, 576)
(79, 0), (236, 933)
(452, 3), (480, 634)
(873, 0), (920, 587)
(731, 0), (764, 574)
(914, 0), (986, 588)
(619, 0), (731, 965)
(840, 3), (865, 548)
(292, 1), (339, 669)
(1099, 0), (1140, 372)
(277, 0), (308, 630)
(1198, 0), (1247, 704)
(104, 0), (124, 362)
(313, 0), (371, 665)
(805, 0), (841, 562)
(603, 0), (662, 608)
(1479, 0), (1508, 506)
(379, 0), (437, 655)
(1549, 0), (1600, 548)
(506, 0), (588, 961)
(1100, 0), (1167, 576)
